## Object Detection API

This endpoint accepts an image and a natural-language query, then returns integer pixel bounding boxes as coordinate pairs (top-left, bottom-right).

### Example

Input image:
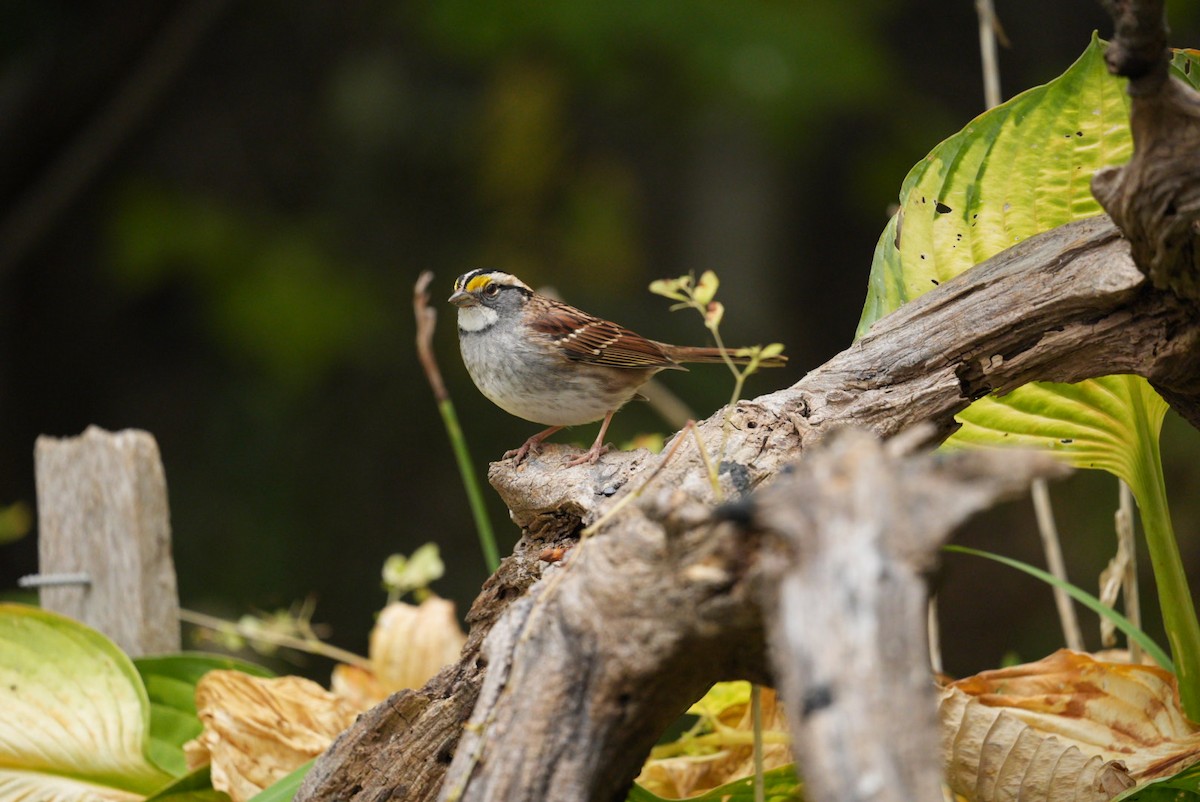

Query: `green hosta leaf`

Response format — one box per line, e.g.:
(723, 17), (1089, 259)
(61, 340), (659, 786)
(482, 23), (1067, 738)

(0, 603), (174, 800)
(627, 765), (801, 802)
(858, 34), (1133, 334)
(1171, 49), (1200, 91)
(853, 35), (1196, 481)
(945, 376), (1168, 493)
(135, 654), (274, 777)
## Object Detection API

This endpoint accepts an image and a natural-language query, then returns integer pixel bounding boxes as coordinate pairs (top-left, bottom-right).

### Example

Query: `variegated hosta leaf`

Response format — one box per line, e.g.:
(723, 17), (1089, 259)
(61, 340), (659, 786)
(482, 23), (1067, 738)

(0, 603), (173, 801)
(857, 34), (1134, 334)
(944, 376), (1168, 494)
(941, 650), (1200, 802)
(857, 37), (1200, 475)
(184, 671), (359, 802)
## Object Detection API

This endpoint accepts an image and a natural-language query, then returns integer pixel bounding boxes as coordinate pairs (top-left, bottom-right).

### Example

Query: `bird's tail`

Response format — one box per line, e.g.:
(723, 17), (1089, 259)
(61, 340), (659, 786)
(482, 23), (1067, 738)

(662, 344), (787, 368)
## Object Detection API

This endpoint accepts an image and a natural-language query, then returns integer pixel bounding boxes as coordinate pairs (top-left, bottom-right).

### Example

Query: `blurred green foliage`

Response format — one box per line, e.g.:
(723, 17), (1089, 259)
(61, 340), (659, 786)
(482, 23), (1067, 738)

(415, 0), (885, 132)
(0, 502), (31, 545)
(108, 183), (385, 387)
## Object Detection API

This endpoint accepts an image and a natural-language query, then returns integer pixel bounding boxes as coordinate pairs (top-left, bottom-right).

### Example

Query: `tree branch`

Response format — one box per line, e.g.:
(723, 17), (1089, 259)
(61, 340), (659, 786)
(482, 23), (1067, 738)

(1092, 0), (1200, 301)
(295, 212), (1200, 802)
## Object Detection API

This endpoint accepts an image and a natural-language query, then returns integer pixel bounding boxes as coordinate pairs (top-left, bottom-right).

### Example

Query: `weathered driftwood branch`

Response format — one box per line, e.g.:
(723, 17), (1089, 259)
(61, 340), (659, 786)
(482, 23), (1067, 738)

(296, 212), (1200, 802)
(295, 520), (575, 801)
(1093, 0), (1200, 302)
(751, 429), (1068, 802)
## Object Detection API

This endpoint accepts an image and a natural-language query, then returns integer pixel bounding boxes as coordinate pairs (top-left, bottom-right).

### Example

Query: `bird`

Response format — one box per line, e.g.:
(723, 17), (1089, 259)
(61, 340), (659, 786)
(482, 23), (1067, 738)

(448, 268), (786, 467)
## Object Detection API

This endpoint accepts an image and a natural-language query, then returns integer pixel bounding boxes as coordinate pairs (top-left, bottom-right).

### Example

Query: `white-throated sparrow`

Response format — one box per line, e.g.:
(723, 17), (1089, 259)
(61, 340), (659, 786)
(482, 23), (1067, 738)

(449, 269), (786, 467)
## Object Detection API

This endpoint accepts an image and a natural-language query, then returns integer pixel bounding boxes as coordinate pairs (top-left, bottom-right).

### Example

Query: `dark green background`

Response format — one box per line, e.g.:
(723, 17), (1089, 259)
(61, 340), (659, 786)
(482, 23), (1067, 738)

(2, 0), (1198, 680)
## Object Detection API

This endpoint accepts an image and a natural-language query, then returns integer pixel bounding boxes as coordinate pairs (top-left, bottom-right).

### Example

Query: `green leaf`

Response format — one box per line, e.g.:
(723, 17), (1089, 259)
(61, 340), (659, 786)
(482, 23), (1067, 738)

(759, 342), (785, 360)
(245, 760), (314, 802)
(1170, 49), (1200, 91)
(382, 542), (446, 598)
(135, 654), (274, 777)
(0, 501), (31, 544)
(0, 603), (174, 798)
(944, 376), (1168, 488)
(144, 766), (230, 802)
(687, 681), (752, 721)
(693, 270), (719, 306)
(854, 34), (1200, 715)
(944, 545), (1173, 672)
(627, 764), (801, 801)
(858, 34), (1135, 334)
(648, 276), (691, 302)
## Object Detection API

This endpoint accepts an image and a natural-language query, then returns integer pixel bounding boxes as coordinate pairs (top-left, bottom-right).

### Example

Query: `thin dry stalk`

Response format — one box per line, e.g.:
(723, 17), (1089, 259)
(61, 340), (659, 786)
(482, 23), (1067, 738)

(1031, 479), (1085, 651)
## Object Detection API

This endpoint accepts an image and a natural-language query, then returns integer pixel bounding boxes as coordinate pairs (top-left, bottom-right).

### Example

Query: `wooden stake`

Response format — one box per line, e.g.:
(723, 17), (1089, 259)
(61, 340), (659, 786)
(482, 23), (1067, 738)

(33, 426), (180, 656)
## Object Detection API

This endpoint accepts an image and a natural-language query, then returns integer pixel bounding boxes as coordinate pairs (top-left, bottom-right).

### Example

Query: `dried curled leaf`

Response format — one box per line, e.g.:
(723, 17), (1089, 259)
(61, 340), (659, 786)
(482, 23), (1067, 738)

(370, 596), (466, 693)
(331, 596), (467, 709)
(185, 671), (359, 802)
(941, 650), (1200, 802)
(329, 663), (387, 712)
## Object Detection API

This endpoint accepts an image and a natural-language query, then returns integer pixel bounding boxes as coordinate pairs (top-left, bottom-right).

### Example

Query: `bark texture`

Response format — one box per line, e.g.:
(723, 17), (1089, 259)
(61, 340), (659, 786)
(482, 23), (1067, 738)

(1093, 0), (1200, 302)
(752, 430), (1068, 802)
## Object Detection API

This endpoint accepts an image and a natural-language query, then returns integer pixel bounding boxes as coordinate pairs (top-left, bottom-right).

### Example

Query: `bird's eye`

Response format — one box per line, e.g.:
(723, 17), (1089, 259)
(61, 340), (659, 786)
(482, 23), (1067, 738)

(484, 283), (501, 297)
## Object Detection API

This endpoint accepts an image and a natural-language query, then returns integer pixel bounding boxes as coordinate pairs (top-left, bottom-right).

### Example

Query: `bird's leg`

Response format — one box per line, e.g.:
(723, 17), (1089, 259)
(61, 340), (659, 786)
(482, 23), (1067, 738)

(505, 425), (564, 465)
(564, 411), (615, 468)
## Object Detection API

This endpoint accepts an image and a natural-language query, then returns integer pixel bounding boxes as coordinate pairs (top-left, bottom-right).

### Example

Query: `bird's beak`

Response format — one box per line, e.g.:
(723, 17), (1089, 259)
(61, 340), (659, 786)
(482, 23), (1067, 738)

(448, 290), (475, 307)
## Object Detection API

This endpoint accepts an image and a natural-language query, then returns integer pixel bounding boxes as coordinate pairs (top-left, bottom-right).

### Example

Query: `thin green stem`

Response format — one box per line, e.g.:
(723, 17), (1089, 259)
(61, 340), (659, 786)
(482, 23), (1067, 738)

(706, 321), (753, 465)
(943, 545), (1173, 671)
(439, 398), (499, 572)
(1128, 401), (1200, 717)
(413, 271), (500, 574)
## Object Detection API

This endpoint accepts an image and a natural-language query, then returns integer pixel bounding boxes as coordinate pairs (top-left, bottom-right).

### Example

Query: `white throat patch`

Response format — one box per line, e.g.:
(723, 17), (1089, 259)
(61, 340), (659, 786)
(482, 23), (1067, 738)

(458, 304), (499, 332)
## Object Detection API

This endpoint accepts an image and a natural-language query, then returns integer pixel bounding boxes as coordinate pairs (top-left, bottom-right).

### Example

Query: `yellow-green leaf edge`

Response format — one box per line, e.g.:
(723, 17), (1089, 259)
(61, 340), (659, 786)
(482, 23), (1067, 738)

(0, 603), (173, 799)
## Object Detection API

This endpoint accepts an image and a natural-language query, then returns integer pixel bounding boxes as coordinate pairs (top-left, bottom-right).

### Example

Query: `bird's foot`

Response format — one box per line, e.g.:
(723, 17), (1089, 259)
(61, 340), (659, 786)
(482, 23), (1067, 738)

(563, 442), (611, 468)
(504, 426), (564, 466)
(504, 439), (540, 466)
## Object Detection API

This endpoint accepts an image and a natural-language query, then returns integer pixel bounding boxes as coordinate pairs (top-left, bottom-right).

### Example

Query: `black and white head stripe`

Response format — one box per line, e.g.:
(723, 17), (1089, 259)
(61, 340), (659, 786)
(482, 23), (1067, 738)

(453, 269), (532, 295)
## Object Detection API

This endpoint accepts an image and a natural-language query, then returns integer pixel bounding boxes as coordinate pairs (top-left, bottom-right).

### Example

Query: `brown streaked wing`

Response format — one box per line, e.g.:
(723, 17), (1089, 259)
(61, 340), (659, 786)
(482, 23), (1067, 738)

(530, 301), (678, 369)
